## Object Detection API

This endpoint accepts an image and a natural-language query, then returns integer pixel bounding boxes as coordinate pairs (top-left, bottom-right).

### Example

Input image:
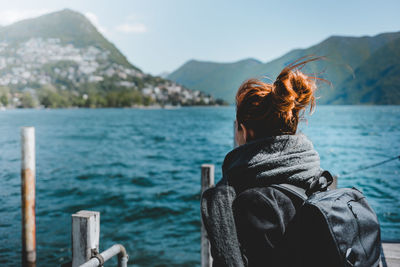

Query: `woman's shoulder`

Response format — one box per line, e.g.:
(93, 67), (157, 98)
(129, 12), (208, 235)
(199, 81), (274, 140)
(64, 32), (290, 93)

(201, 184), (297, 214)
(232, 187), (296, 237)
(232, 186), (296, 216)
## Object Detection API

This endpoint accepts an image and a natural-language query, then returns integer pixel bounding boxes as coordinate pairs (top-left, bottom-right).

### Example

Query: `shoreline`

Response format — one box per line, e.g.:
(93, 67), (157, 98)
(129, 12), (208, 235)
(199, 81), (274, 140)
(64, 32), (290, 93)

(0, 104), (230, 111)
(2, 104), (400, 111)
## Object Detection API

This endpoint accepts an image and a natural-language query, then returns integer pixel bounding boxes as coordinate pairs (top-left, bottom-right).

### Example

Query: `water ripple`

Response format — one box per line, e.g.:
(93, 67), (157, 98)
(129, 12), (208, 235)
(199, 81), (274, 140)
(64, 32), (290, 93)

(0, 106), (399, 266)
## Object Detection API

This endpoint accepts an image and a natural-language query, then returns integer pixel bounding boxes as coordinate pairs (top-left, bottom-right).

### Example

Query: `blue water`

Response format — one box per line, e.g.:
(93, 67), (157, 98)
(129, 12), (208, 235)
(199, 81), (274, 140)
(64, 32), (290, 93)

(0, 106), (399, 266)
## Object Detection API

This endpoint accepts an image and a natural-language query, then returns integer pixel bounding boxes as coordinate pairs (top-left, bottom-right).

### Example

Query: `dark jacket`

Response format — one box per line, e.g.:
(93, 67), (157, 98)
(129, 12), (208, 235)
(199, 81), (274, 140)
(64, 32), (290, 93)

(201, 134), (322, 267)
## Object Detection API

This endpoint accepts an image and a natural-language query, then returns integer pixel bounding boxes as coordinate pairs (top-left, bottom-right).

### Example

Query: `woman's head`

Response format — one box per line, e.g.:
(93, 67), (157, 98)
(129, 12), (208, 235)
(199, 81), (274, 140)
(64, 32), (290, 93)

(235, 56), (326, 145)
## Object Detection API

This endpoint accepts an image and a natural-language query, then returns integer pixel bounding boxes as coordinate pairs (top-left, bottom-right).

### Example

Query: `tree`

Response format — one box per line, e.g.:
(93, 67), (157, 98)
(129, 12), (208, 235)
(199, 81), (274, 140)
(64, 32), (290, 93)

(0, 86), (10, 107)
(0, 94), (8, 106)
(20, 92), (37, 108)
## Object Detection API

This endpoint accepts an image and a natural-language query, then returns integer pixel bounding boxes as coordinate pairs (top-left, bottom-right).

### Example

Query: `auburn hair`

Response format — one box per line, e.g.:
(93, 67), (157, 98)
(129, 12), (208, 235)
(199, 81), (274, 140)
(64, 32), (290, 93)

(236, 56), (328, 138)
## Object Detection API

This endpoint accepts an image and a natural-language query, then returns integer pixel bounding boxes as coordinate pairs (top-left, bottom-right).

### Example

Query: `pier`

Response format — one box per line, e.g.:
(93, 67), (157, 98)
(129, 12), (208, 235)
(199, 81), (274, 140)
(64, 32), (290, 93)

(20, 127), (129, 267)
(18, 126), (400, 266)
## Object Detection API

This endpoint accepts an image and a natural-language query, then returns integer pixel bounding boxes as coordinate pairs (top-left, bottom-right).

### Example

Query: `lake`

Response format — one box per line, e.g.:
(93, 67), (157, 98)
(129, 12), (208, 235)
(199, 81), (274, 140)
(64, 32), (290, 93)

(0, 106), (399, 266)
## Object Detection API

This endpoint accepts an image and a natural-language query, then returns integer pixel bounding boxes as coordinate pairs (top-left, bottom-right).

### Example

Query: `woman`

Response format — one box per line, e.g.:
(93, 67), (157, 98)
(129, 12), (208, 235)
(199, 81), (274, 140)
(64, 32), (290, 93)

(201, 57), (331, 267)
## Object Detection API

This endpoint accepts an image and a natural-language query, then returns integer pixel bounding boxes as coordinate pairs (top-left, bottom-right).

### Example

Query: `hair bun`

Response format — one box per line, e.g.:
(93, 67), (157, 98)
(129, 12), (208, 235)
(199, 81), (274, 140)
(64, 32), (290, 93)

(236, 56), (327, 137)
(271, 65), (317, 124)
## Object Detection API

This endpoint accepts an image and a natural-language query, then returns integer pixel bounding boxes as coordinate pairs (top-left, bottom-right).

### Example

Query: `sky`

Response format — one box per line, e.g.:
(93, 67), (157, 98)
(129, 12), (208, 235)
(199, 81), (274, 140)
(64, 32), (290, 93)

(0, 0), (399, 75)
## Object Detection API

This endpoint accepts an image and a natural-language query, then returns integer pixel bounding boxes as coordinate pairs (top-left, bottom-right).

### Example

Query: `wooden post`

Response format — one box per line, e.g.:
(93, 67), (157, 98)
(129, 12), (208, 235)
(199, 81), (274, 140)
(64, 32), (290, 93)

(233, 121), (238, 148)
(201, 164), (214, 267)
(21, 127), (36, 267)
(72, 211), (100, 267)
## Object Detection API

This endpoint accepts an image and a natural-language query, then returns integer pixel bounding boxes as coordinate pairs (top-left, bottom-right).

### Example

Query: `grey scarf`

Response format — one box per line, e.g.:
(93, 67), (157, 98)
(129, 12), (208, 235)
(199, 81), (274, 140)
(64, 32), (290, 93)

(201, 133), (321, 267)
(220, 133), (322, 193)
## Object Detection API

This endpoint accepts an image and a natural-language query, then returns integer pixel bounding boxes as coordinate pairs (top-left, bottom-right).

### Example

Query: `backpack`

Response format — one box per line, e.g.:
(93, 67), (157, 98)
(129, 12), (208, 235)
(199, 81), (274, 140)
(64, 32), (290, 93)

(269, 171), (381, 267)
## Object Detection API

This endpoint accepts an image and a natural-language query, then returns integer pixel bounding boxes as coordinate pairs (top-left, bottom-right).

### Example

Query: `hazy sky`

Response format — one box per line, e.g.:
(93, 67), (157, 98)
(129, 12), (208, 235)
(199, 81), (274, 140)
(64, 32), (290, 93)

(0, 0), (399, 75)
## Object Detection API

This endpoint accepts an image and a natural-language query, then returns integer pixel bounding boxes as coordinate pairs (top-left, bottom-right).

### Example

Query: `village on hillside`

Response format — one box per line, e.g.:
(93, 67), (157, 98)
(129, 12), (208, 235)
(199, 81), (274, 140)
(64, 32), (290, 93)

(0, 38), (222, 108)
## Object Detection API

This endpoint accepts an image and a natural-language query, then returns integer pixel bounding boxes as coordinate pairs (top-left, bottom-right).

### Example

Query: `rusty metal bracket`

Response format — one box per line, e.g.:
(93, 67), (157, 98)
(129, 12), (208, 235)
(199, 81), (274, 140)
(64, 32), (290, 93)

(90, 249), (104, 267)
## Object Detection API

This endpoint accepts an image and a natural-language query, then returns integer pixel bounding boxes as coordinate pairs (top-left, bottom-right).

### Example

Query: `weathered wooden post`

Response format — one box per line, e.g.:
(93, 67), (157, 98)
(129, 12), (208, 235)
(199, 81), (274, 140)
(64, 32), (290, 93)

(21, 127), (36, 267)
(72, 211), (100, 267)
(201, 164), (215, 267)
(233, 121), (238, 148)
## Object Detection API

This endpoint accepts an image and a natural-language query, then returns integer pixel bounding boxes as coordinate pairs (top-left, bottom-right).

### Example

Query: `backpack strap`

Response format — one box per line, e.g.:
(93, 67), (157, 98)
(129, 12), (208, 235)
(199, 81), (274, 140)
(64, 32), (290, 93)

(270, 170), (334, 201)
(307, 170), (334, 195)
(270, 183), (308, 201)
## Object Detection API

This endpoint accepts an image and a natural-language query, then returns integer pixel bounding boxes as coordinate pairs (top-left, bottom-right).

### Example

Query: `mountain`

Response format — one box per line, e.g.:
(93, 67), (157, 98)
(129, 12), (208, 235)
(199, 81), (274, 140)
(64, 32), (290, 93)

(168, 32), (400, 104)
(0, 9), (223, 108)
(168, 58), (263, 104)
(0, 8), (134, 70)
(332, 37), (400, 104)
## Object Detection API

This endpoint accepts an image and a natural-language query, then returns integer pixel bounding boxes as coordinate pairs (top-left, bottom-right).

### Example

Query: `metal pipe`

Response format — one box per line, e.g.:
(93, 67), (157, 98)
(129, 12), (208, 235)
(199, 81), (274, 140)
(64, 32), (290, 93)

(21, 127), (36, 267)
(79, 244), (128, 267)
(117, 245), (128, 267)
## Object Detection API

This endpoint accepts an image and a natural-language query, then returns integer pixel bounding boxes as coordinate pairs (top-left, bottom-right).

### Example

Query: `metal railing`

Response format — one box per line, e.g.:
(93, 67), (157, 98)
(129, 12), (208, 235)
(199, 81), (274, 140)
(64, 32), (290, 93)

(71, 210), (129, 267)
(19, 127), (129, 267)
(79, 244), (128, 267)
